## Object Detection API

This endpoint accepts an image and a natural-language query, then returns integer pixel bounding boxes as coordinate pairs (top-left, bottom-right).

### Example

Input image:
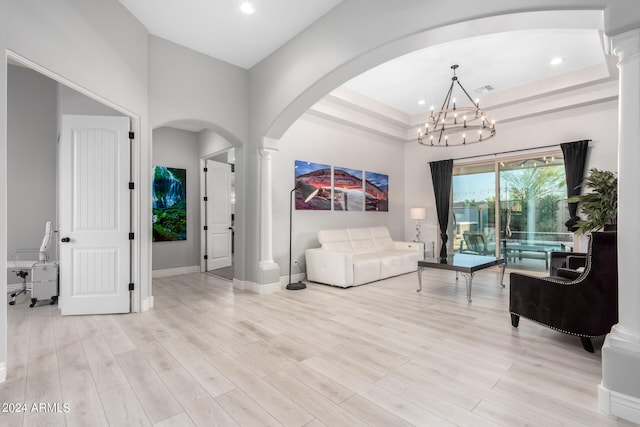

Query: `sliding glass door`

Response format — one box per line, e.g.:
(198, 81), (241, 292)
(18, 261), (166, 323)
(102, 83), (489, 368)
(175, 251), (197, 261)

(453, 152), (572, 272)
(453, 163), (497, 256)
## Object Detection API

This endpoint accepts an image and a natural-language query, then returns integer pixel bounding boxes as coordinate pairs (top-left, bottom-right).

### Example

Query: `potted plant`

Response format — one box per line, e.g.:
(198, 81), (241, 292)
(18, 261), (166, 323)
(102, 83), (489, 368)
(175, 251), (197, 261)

(568, 168), (617, 234)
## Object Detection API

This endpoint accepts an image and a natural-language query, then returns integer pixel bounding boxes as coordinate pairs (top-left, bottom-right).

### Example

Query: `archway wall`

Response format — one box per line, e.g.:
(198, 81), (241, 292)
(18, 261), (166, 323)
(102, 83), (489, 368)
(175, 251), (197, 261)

(242, 0), (638, 287)
(149, 36), (249, 146)
(249, 0), (635, 142)
(148, 35), (250, 281)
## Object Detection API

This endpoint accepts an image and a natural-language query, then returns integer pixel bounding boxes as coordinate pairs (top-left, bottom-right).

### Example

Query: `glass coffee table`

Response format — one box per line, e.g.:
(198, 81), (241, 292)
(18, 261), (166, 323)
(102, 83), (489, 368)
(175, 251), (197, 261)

(417, 254), (506, 303)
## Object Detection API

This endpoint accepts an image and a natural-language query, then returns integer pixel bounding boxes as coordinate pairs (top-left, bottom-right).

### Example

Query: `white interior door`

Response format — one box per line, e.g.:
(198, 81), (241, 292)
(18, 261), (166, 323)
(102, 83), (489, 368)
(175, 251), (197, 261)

(206, 160), (232, 270)
(59, 115), (131, 315)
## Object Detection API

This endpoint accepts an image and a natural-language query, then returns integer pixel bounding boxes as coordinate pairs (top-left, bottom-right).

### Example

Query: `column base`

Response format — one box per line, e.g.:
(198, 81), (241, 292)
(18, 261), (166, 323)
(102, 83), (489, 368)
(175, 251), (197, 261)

(252, 261), (281, 294)
(599, 327), (640, 424)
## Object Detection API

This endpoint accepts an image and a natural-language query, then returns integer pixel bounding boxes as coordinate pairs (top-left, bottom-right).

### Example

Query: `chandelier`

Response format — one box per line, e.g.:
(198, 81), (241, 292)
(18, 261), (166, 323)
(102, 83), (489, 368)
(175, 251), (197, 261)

(418, 65), (496, 147)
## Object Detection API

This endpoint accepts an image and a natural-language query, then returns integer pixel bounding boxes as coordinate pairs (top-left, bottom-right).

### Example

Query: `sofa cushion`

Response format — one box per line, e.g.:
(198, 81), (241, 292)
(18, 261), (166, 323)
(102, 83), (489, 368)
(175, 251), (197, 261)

(352, 254), (381, 285)
(347, 228), (377, 255)
(377, 252), (406, 277)
(318, 229), (353, 253)
(370, 226), (394, 251)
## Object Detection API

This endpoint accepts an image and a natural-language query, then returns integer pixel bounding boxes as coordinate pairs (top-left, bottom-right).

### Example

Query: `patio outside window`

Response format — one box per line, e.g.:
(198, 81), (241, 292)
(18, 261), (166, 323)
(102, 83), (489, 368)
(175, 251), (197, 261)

(452, 152), (572, 272)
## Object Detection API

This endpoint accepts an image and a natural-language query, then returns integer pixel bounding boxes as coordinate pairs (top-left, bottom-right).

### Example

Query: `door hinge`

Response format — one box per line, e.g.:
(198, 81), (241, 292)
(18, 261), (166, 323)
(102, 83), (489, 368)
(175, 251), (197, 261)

(129, 233), (135, 240)
(128, 283), (134, 291)
(128, 182), (135, 190)
(203, 196), (208, 202)
(231, 164), (235, 173)
(204, 255), (208, 260)
(128, 131), (135, 139)
(203, 167), (208, 173)
(204, 226), (208, 231)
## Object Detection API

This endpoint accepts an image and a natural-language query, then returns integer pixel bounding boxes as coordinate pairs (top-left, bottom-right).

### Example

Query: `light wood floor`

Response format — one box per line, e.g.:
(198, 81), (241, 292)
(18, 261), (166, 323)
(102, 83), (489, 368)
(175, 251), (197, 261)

(2, 268), (638, 426)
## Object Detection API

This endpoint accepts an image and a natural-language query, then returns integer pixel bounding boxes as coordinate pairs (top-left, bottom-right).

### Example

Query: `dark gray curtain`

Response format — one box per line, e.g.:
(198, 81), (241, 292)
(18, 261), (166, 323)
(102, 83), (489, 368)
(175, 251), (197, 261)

(560, 140), (589, 232)
(430, 159), (453, 258)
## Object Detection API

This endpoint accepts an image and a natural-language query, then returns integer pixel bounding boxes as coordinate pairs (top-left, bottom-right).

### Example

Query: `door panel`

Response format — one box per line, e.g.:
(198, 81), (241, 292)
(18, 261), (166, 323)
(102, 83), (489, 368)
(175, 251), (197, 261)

(206, 160), (232, 271)
(59, 115), (130, 315)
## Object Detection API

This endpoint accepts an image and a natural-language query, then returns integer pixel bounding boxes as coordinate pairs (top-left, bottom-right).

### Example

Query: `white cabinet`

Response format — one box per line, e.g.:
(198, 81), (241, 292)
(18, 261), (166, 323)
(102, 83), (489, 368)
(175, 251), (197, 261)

(30, 262), (58, 307)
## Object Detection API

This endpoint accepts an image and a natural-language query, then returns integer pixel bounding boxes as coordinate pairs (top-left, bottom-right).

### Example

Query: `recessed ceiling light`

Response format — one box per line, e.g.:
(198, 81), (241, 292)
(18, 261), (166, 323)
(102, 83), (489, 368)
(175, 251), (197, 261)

(418, 100), (426, 105)
(550, 57), (564, 65)
(240, 2), (255, 14)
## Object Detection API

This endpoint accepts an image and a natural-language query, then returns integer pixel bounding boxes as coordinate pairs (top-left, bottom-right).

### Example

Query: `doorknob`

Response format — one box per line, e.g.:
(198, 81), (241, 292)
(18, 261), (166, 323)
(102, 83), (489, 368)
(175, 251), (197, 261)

(61, 237), (71, 243)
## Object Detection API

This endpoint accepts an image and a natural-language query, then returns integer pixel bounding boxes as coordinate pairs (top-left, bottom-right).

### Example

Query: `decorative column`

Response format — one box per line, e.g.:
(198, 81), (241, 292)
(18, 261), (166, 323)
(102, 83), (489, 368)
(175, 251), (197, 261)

(259, 147), (277, 267)
(257, 142), (281, 292)
(599, 28), (640, 424)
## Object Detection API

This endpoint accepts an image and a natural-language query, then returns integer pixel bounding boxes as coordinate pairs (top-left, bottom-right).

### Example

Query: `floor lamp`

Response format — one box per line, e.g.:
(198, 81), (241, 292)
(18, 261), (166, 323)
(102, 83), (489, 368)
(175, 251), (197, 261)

(288, 181), (319, 290)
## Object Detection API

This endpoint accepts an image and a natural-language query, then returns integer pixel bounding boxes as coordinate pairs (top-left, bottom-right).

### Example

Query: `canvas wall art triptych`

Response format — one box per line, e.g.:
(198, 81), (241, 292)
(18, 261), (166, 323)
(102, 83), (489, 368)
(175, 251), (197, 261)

(294, 160), (389, 212)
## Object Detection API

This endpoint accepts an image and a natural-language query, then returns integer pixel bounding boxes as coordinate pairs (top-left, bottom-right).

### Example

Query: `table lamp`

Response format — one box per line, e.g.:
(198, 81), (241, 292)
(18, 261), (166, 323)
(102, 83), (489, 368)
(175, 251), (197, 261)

(410, 207), (427, 242)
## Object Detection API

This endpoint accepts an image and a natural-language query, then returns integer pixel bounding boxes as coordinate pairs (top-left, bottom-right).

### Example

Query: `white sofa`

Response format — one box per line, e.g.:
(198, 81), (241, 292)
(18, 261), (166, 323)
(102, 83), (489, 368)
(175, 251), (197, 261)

(305, 226), (424, 288)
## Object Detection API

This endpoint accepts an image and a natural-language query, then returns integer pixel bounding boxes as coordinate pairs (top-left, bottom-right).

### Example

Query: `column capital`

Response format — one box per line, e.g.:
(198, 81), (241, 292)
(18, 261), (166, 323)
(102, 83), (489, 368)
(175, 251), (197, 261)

(259, 147), (278, 158)
(261, 137), (280, 152)
(611, 29), (640, 62)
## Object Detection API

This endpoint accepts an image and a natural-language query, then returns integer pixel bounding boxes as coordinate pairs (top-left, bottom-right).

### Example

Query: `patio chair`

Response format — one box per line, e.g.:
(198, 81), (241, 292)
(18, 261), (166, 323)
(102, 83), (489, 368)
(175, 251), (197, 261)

(460, 232), (495, 255)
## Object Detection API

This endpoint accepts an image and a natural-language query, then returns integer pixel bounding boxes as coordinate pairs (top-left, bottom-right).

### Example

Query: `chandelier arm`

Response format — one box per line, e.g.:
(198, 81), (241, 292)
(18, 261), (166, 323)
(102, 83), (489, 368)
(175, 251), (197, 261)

(432, 80), (455, 133)
(440, 80), (455, 112)
(437, 81), (455, 145)
(454, 79), (478, 105)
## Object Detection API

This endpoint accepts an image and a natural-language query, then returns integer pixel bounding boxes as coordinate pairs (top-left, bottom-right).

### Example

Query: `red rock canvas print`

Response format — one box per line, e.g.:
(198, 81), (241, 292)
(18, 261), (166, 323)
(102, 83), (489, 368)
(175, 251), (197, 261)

(364, 171), (389, 211)
(294, 160), (331, 210)
(333, 166), (364, 211)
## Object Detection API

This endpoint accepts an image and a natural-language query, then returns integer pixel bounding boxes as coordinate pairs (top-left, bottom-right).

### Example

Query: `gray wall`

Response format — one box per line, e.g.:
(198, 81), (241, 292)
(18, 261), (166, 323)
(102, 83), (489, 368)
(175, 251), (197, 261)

(6, 64), (128, 286)
(148, 35), (248, 281)
(152, 127), (201, 271)
(58, 84), (122, 116)
(7, 65), (58, 284)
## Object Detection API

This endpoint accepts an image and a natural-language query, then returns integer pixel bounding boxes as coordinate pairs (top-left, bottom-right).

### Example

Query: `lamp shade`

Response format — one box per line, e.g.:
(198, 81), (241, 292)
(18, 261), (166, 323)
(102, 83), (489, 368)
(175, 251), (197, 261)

(410, 207), (427, 220)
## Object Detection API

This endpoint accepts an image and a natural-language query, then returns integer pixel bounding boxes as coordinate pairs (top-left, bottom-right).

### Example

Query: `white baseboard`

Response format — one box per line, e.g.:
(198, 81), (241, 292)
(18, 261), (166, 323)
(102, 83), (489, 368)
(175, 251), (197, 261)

(234, 279), (282, 294)
(599, 383), (640, 424)
(141, 296), (154, 311)
(152, 265), (200, 278)
(0, 362), (6, 383)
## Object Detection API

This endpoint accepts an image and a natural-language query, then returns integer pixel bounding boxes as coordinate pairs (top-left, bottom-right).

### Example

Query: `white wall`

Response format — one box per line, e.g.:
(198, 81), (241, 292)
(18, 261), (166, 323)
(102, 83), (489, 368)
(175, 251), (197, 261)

(273, 114), (406, 278)
(403, 100), (619, 252)
(152, 127), (201, 271)
(199, 130), (234, 158)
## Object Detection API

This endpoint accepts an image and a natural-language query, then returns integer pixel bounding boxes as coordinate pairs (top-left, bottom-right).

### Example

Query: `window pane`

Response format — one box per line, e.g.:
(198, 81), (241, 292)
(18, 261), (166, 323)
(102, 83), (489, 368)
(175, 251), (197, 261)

(453, 163), (497, 256)
(499, 155), (572, 271)
(452, 154), (573, 272)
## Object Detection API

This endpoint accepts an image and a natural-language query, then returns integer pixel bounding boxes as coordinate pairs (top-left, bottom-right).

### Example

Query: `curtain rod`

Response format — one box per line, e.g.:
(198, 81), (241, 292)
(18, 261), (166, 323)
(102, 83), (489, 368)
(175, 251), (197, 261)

(453, 140), (591, 162)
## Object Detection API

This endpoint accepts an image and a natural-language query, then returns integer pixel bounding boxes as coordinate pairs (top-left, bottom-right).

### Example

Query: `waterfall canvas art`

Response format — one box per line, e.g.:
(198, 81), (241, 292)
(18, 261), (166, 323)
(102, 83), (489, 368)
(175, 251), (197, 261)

(153, 166), (187, 241)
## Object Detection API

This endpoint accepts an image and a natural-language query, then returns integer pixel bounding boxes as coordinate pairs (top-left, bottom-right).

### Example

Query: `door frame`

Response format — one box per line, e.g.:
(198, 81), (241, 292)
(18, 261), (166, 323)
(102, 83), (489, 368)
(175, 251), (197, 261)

(199, 148), (235, 274)
(6, 51), (142, 313)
